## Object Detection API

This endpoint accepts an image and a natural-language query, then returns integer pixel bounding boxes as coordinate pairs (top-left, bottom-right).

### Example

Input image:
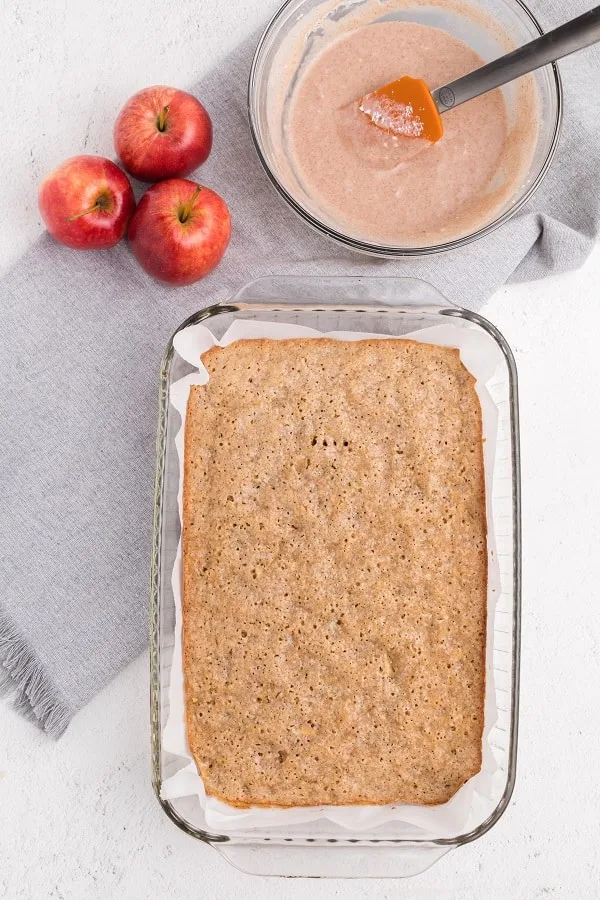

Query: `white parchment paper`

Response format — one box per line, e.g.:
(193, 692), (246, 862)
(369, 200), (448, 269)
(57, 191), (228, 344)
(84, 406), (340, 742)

(161, 319), (502, 837)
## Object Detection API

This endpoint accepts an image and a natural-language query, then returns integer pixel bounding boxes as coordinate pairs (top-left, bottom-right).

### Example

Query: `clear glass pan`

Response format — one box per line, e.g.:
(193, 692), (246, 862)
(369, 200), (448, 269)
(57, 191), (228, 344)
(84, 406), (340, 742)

(248, 0), (563, 256)
(150, 276), (521, 878)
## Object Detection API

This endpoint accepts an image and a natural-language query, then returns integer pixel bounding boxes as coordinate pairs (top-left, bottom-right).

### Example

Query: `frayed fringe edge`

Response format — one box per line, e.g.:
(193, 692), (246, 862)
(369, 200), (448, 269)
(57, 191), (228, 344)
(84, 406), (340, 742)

(0, 609), (71, 738)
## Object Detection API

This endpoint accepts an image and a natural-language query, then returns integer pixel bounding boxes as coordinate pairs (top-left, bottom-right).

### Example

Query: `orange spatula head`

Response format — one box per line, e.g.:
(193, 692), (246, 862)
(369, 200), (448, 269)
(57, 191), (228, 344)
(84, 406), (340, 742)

(359, 76), (444, 143)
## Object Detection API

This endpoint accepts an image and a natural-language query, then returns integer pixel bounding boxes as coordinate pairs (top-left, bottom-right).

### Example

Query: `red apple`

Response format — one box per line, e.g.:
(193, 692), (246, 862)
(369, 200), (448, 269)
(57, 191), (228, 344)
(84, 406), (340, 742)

(38, 155), (135, 250)
(128, 179), (230, 285)
(114, 86), (212, 182)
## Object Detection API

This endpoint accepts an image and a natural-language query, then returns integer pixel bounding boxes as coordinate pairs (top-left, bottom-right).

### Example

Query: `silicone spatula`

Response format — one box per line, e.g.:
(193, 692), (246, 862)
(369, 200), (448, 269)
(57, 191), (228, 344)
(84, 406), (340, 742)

(359, 4), (600, 143)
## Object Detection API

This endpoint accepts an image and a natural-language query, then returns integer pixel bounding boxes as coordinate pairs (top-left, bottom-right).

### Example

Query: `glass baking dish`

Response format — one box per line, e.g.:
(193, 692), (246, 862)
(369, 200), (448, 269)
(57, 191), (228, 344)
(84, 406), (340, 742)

(150, 275), (521, 878)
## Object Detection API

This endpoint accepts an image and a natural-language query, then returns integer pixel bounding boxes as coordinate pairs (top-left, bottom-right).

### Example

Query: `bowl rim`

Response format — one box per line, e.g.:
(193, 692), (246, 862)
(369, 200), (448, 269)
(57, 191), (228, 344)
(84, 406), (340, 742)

(247, 0), (564, 257)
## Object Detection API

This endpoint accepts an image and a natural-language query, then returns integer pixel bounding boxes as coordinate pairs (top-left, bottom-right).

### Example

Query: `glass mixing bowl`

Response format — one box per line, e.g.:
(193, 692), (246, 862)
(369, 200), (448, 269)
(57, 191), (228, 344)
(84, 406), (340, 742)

(248, 0), (563, 257)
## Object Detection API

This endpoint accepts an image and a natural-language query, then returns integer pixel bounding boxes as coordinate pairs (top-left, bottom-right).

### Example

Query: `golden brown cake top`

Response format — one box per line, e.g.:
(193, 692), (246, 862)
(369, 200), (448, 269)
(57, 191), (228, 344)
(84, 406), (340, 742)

(182, 338), (486, 808)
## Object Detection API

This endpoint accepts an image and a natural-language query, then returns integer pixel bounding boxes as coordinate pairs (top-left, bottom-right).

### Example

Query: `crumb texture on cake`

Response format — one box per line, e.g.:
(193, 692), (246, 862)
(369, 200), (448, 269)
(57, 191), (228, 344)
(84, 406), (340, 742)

(182, 338), (487, 808)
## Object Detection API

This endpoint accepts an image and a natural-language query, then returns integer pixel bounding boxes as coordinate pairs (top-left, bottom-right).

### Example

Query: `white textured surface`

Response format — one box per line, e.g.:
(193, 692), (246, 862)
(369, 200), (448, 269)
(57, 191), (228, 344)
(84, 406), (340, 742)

(1, 0), (600, 896)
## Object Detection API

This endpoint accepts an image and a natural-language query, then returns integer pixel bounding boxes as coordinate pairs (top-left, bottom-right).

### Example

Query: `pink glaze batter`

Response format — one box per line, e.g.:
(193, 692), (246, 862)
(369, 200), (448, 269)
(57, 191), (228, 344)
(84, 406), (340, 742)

(286, 20), (537, 246)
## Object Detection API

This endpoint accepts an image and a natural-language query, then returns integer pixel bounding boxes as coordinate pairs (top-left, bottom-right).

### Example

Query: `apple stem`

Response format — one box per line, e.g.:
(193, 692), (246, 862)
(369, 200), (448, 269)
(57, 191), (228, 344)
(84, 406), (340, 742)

(157, 105), (170, 132)
(67, 199), (105, 222)
(179, 185), (202, 223)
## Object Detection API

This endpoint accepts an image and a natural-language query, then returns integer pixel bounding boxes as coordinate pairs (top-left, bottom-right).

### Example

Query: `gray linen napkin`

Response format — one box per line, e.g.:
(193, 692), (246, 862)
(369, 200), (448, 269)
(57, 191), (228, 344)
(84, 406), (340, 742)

(1, 0), (599, 737)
